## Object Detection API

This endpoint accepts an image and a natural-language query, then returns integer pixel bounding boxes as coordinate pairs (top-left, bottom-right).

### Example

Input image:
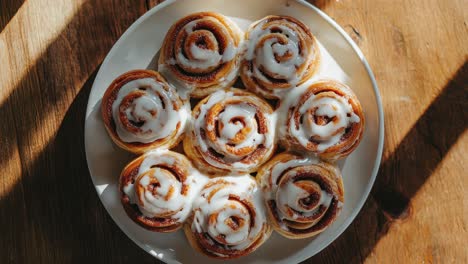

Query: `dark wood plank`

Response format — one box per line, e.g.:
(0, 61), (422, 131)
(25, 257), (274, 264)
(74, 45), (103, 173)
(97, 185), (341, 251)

(0, 1), (155, 263)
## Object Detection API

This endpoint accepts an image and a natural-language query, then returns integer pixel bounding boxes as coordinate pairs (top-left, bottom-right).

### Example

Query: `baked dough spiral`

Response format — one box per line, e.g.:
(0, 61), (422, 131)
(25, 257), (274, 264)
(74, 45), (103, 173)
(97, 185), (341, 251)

(119, 151), (201, 232)
(184, 176), (271, 259)
(159, 12), (243, 98)
(257, 152), (344, 239)
(280, 80), (364, 160)
(183, 88), (276, 175)
(99, 12), (367, 254)
(101, 70), (188, 153)
(240, 15), (320, 99)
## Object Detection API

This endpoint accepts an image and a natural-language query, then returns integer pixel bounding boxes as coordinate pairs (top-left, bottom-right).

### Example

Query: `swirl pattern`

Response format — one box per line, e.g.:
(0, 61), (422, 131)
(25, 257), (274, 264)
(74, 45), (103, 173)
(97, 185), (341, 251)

(240, 15), (321, 99)
(257, 152), (344, 239)
(184, 88), (276, 175)
(159, 12), (243, 98)
(184, 176), (271, 259)
(120, 151), (202, 232)
(101, 70), (188, 153)
(101, 12), (365, 258)
(280, 80), (364, 160)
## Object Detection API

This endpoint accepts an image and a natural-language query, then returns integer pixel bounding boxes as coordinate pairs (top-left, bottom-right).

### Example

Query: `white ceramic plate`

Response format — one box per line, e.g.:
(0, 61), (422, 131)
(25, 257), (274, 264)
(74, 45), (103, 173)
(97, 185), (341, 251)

(84, 0), (384, 263)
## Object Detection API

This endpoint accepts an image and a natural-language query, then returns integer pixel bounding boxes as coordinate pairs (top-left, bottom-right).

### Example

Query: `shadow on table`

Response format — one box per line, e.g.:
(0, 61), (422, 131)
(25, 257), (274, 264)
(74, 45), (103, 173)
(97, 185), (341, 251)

(0, 0), (24, 33)
(307, 62), (467, 263)
(0, 70), (157, 263)
(0, 0), (156, 263)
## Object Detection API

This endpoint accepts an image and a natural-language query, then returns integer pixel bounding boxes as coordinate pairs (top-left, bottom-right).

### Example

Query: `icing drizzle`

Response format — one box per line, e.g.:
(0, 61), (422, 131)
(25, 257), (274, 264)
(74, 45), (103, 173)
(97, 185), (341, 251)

(289, 88), (361, 152)
(191, 89), (275, 172)
(258, 153), (343, 233)
(241, 16), (320, 98)
(159, 13), (243, 94)
(191, 176), (268, 256)
(112, 78), (188, 144)
(122, 151), (207, 222)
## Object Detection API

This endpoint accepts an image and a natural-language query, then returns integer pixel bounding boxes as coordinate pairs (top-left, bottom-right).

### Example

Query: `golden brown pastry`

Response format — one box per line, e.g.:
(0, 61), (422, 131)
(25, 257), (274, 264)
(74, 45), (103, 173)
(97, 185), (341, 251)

(101, 70), (188, 154)
(119, 151), (201, 232)
(183, 88), (276, 176)
(184, 176), (271, 258)
(279, 80), (365, 160)
(257, 152), (344, 239)
(158, 12), (243, 98)
(240, 15), (321, 99)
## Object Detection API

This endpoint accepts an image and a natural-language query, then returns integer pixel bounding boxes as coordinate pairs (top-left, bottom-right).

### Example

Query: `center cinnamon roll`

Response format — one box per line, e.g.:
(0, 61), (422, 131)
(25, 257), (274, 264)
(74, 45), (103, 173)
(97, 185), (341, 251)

(183, 88), (276, 175)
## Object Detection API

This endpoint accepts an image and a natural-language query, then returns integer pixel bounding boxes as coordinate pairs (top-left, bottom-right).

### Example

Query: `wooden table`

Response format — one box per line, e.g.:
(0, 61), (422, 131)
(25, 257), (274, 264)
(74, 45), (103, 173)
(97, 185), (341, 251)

(1, 0), (466, 263)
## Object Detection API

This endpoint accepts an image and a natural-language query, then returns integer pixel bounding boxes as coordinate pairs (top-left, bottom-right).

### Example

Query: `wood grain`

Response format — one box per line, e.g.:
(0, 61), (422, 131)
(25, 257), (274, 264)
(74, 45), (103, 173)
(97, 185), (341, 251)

(0, 0), (466, 263)
(0, 1), (154, 263)
(307, 0), (468, 263)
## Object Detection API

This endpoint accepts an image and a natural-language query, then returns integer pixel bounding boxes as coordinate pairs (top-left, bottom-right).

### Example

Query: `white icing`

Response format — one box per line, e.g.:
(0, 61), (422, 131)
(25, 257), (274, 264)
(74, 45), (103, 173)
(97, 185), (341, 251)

(302, 42), (348, 83)
(111, 78), (187, 144)
(191, 176), (267, 252)
(181, 43), (223, 69)
(195, 90), (234, 153)
(184, 20), (199, 34)
(159, 14), (242, 91)
(219, 106), (245, 139)
(260, 155), (338, 222)
(111, 16), (354, 247)
(287, 85), (360, 152)
(243, 19), (313, 93)
(192, 90), (275, 172)
(277, 183), (333, 218)
(138, 150), (173, 172)
(122, 152), (208, 222)
(263, 156), (319, 198)
(217, 104), (264, 149)
(123, 182), (136, 204)
(136, 168), (185, 217)
(272, 39), (358, 154)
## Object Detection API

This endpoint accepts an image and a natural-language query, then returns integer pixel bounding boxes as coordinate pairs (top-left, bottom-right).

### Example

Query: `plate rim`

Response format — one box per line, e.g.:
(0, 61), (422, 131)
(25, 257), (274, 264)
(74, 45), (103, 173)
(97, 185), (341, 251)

(292, 0), (385, 260)
(84, 0), (385, 262)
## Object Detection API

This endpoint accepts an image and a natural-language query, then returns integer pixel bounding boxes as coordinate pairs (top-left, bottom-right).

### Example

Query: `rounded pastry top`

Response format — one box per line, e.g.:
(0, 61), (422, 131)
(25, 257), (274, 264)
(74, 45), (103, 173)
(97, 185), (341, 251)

(241, 15), (321, 99)
(257, 152), (344, 239)
(187, 175), (271, 258)
(101, 70), (188, 153)
(185, 88), (276, 175)
(102, 13), (367, 256)
(120, 150), (206, 231)
(279, 79), (364, 160)
(158, 12), (244, 98)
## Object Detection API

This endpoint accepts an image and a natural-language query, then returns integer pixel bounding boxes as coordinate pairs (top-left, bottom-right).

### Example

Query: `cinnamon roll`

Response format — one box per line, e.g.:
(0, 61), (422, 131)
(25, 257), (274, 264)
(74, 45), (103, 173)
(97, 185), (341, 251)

(280, 80), (364, 160)
(183, 88), (276, 175)
(119, 150), (203, 232)
(158, 12), (243, 98)
(257, 152), (344, 239)
(240, 15), (320, 99)
(184, 176), (271, 259)
(101, 70), (189, 154)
